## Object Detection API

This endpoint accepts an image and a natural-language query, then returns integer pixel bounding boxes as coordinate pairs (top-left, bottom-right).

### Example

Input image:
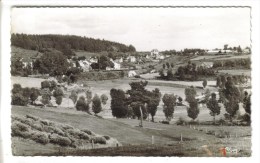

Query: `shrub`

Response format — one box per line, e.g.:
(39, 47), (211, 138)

(81, 129), (95, 136)
(43, 126), (65, 136)
(100, 94), (108, 105)
(11, 93), (29, 106)
(31, 123), (43, 131)
(92, 94), (102, 115)
(176, 117), (187, 125)
(103, 135), (110, 140)
(55, 96), (63, 105)
(76, 96), (90, 112)
(31, 131), (49, 144)
(49, 134), (72, 146)
(60, 124), (74, 131)
(26, 114), (39, 121)
(66, 129), (90, 140)
(69, 90), (78, 104)
(91, 136), (107, 144)
(11, 121), (31, 138)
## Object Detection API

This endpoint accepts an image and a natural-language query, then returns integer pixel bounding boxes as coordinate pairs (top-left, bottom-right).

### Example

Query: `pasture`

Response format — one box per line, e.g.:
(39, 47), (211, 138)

(12, 106), (251, 156)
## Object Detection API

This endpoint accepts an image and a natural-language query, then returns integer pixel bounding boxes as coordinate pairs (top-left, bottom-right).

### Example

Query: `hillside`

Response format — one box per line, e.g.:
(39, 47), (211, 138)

(12, 106), (251, 156)
(11, 34), (136, 57)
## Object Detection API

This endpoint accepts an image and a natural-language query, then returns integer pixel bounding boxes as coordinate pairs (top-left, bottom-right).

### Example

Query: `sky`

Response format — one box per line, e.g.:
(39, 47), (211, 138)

(11, 7), (251, 51)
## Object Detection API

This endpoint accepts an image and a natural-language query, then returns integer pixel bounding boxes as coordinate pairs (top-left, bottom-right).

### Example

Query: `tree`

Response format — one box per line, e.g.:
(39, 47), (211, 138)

(127, 81), (149, 119)
(222, 77), (241, 122)
(224, 44), (228, 50)
(92, 94), (102, 115)
(185, 86), (197, 103)
(33, 51), (69, 76)
(41, 80), (50, 89)
(162, 94), (176, 121)
(30, 88), (40, 104)
(147, 88), (162, 122)
(170, 63), (174, 68)
(163, 64), (166, 69)
(69, 90), (78, 104)
(166, 62), (170, 69)
(216, 76), (221, 87)
(167, 69), (174, 79)
(159, 69), (164, 78)
(178, 96), (183, 105)
(243, 91), (251, 114)
(187, 98), (199, 121)
(98, 55), (114, 70)
(41, 88), (52, 106)
(11, 93), (28, 106)
(237, 45), (242, 53)
(85, 89), (92, 104)
(76, 96), (90, 113)
(206, 93), (221, 124)
(53, 88), (64, 105)
(204, 89), (211, 103)
(100, 94), (108, 105)
(110, 88), (128, 118)
(202, 79), (207, 88)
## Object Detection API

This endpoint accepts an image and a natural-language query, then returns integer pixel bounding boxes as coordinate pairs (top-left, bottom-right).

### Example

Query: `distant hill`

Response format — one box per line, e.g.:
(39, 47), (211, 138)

(11, 33), (136, 57)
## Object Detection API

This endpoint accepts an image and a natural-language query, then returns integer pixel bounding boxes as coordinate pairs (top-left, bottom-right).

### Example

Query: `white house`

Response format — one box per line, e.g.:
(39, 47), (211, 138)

(198, 62), (214, 68)
(151, 49), (159, 56)
(89, 57), (98, 63)
(127, 56), (136, 63)
(207, 50), (220, 55)
(78, 60), (91, 72)
(107, 59), (121, 70)
(128, 70), (137, 77)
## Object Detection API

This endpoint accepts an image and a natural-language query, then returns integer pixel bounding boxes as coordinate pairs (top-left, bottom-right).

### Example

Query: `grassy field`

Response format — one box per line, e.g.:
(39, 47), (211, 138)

(12, 106), (251, 156)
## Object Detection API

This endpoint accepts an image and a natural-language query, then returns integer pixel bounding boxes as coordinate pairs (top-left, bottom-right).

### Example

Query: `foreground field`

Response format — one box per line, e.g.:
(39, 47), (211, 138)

(12, 106), (251, 156)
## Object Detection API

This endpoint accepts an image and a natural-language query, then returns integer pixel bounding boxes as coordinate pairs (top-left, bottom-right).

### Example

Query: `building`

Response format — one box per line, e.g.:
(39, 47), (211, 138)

(78, 60), (91, 72)
(107, 59), (121, 70)
(198, 61), (214, 68)
(128, 70), (137, 77)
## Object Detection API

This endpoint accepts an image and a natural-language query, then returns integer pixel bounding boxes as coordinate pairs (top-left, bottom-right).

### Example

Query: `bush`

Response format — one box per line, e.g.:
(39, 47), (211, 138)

(31, 131), (49, 144)
(66, 129), (90, 140)
(11, 121), (31, 138)
(176, 117), (187, 125)
(31, 123), (43, 131)
(76, 96), (90, 112)
(49, 134), (72, 146)
(11, 93), (29, 106)
(81, 129), (95, 136)
(92, 94), (102, 115)
(91, 136), (107, 144)
(26, 114), (39, 121)
(43, 126), (65, 136)
(103, 135), (110, 140)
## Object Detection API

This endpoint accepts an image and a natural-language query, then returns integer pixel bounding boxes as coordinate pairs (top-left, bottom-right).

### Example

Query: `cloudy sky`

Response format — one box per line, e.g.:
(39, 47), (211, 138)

(11, 7), (251, 51)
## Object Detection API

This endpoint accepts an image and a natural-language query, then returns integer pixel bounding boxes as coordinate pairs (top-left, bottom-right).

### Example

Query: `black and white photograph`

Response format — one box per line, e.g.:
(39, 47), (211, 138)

(1, 1), (260, 162)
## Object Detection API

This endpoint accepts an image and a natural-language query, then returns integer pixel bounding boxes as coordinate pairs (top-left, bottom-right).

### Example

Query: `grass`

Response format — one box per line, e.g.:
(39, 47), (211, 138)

(12, 105), (251, 156)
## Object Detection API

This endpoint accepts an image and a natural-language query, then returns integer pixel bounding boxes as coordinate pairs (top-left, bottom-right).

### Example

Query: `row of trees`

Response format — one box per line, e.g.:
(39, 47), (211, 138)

(11, 34), (136, 54)
(159, 61), (215, 81)
(74, 90), (108, 115)
(11, 80), (64, 106)
(216, 75), (248, 88)
(213, 58), (250, 69)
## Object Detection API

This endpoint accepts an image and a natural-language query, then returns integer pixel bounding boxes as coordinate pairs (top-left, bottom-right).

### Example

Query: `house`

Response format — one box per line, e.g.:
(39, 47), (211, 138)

(78, 60), (91, 72)
(206, 50), (220, 55)
(127, 56), (136, 63)
(115, 57), (123, 63)
(89, 57), (98, 63)
(107, 59), (121, 70)
(198, 62), (214, 68)
(128, 70), (137, 77)
(151, 49), (159, 56)
(243, 48), (250, 54)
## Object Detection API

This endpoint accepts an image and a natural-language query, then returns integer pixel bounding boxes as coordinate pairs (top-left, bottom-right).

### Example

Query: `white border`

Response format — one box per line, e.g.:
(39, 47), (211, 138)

(1, 1), (260, 163)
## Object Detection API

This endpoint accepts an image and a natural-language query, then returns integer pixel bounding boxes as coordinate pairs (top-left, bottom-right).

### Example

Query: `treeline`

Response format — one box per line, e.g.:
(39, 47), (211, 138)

(159, 61), (215, 81)
(213, 58), (250, 69)
(11, 33), (136, 56)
